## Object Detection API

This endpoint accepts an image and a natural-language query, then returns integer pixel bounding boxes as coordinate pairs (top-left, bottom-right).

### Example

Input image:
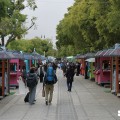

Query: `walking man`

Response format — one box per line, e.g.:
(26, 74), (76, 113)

(43, 63), (57, 105)
(65, 64), (75, 92)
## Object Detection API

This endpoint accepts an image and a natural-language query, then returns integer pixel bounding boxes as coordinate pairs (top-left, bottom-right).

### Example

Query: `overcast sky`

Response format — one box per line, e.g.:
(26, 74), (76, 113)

(23, 0), (74, 47)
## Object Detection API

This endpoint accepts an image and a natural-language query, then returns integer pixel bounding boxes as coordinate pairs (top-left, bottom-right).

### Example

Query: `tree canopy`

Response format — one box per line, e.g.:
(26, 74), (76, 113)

(0, 0), (37, 46)
(56, 0), (120, 56)
(7, 37), (57, 57)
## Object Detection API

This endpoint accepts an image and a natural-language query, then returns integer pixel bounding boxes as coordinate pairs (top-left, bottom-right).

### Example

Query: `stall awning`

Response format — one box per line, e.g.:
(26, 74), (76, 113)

(23, 53), (33, 60)
(12, 52), (24, 59)
(103, 49), (114, 57)
(0, 51), (10, 59)
(95, 50), (108, 57)
(109, 48), (120, 56)
(84, 53), (95, 59)
(85, 58), (95, 62)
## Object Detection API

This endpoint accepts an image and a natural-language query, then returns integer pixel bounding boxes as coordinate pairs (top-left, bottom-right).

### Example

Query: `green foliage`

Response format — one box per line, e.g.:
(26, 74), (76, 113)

(56, 45), (77, 57)
(0, 0), (37, 46)
(7, 37), (56, 57)
(0, 0), (10, 19)
(56, 0), (120, 57)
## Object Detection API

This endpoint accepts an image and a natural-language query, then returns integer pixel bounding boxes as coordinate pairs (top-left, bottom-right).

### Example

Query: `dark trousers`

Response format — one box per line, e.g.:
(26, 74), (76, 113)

(40, 76), (43, 83)
(67, 80), (73, 91)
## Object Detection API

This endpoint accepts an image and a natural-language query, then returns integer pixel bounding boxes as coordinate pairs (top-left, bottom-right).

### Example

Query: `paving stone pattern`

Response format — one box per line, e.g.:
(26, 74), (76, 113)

(0, 69), (119, 120)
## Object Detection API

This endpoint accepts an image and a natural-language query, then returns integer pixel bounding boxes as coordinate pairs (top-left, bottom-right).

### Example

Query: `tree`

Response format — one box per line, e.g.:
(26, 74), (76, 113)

(0, 0), (10, 20)
(7, 37), (57, 57)
(56, 0), (120, 57)
(0, 0), (37, 46)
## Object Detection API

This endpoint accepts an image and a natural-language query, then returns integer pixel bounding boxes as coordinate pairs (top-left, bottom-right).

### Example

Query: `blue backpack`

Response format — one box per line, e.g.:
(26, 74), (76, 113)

(45, 67), (54, 84)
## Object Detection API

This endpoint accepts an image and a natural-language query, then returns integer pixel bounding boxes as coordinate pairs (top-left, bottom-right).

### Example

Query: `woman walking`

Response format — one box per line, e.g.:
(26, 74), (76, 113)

(65, 64), (75, 92)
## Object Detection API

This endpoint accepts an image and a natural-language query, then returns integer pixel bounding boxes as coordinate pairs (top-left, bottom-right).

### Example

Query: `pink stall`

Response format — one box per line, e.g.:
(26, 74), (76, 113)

(94, 50), (111, 85)
(9, 51), (25, 88)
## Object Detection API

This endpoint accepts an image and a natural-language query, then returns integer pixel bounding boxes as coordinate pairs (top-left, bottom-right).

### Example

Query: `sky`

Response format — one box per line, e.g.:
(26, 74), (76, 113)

(23, 0), (74, 47)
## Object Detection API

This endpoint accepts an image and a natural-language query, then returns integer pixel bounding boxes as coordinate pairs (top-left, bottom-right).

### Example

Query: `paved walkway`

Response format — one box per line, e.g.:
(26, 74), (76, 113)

(0, 69), (120, 120)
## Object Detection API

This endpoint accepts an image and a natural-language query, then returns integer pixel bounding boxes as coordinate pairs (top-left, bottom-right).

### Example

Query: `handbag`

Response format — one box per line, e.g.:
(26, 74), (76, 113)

(42, 85), (45, 97)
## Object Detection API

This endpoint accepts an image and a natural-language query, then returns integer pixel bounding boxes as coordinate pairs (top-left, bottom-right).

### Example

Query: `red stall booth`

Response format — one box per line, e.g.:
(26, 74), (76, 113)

(9, 51), (25, 88)
(76, 53), (95, 79)
(109, 43), (120, 96)
(94, 50), (111, 85)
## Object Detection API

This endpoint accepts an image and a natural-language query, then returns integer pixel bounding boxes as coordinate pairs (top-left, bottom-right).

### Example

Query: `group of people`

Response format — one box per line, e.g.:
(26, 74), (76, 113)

(22, 61), (80, 105)
(22, 62), (58, 105)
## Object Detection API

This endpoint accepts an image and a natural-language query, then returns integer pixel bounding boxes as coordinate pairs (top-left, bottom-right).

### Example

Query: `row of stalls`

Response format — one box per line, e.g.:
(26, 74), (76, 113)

(76, 43), (120, 97)
(0, 47), (46, 98)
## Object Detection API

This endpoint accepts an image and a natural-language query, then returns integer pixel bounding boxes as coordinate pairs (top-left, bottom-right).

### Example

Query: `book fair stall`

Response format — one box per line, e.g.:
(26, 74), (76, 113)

(94, 50), (111, 85)
(9, 51), (25, 88)
(109, 44), (120, 96)
(0, 51), (11, 98)
(85, 58), (95, 80)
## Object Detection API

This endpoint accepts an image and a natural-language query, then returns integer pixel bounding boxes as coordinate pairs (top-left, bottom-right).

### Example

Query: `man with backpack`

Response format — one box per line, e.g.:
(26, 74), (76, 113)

(43, 63), (57, 105)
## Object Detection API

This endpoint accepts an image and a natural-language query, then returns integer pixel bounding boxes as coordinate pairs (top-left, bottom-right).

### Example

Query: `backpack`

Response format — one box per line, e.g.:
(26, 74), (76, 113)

(46, 67), (54, 84)
(27, 73), (37, 88)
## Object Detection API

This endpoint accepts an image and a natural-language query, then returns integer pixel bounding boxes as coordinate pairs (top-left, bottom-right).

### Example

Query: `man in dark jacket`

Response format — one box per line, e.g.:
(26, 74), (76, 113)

(65, 64), (75, 92)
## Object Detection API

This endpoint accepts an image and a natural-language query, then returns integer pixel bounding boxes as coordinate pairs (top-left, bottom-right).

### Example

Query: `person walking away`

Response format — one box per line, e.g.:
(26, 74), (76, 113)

(26, 67), (38, 105)
(52, 62), (57, 73)
(65, 64), (75, 92)
(22, 66), (27, 86)
(85, 62), (88, 79)
(43, 63), (57, 105)
(76, 62), (80, 76)
(44, 63), (48, 73)
(39, 65), (44, 83)
(62, 63), (67, 77)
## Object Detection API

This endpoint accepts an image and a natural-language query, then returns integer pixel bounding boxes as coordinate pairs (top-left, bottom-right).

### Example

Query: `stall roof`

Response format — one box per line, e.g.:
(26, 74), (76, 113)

(95, 43), (120, 57)
(6, 51), (16, 59)
(103, 49), (114, 57)
(0, 46), (43, 60)
(12, 51), (24, 59)
(32, 49), (41, 60)
(95, 50), (108, 57)
(85, 58), (95, 62)
(76, 54), (84, 59)
(0, 51), (10, 59)
(75, 54), (83, 59)
(23, 53), (33, 60)
(75, 53), (95, 59)
(95, 51), (102, 57)
(109, 48), (120, 56)
(84, 53), (95, 59)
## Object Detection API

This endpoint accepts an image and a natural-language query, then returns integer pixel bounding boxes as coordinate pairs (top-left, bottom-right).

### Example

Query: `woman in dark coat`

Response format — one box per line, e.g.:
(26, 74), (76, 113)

(27, 68), (38, 105)
(76, 63), (80, 76)
(65, 65), (75, 92)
